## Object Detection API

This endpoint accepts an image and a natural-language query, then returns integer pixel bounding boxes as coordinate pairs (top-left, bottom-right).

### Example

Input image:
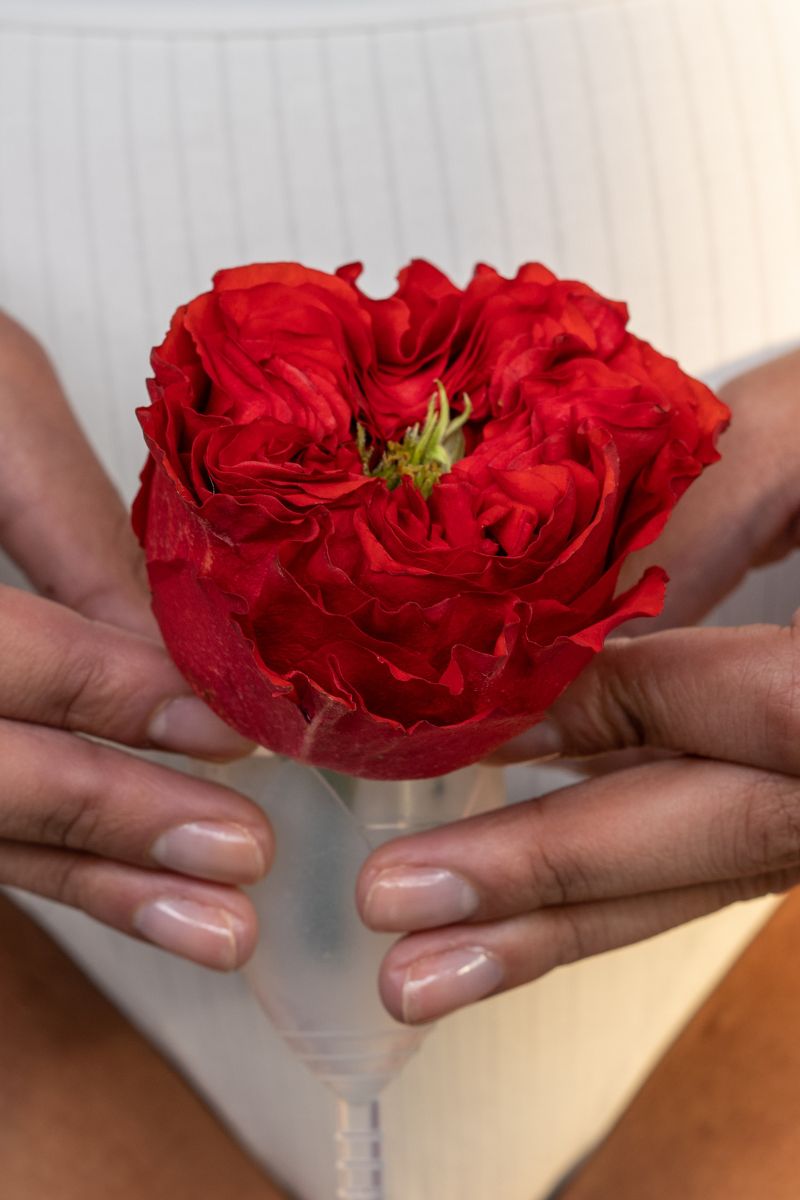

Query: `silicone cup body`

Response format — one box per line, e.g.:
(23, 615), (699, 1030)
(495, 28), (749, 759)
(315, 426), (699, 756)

(200, 753), (506, 1199)
(227, 755), (506, 1101)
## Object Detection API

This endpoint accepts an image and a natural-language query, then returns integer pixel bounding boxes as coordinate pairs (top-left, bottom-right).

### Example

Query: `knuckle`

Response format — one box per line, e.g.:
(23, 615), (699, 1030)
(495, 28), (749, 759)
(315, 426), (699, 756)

(735, 776), (800, 875)
(518, 797), (595, 908)
(559, 641), (648, 755)
(34, 736), (108, 851)
(50, 852), (94, 911)
(38, 789), (103, 853)
(54, 639), (121, 731)
(549, 907), (591, 967)
(600, 647), (650, 749)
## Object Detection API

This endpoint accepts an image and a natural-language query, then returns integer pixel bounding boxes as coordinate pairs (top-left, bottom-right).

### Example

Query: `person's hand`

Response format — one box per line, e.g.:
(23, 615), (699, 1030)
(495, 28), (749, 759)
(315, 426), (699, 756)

(356, 347), (800, 1024)
(0, 312), (271, 970)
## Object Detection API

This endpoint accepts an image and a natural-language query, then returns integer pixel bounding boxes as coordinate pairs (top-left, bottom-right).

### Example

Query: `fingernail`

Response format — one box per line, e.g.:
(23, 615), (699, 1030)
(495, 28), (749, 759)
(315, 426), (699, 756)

(133, 898), (245, 970)
(150, 821), (267, 883)
(492, 719), (564, 763)
(148, 695), (254, 759)
(401, 946), (504, 1024)
(364, 867), (479, 931)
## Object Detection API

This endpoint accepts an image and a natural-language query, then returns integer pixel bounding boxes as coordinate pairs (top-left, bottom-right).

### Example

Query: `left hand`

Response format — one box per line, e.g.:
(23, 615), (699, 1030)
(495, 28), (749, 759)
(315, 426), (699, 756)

(356, 349), (800, 1025)
(357, 620), (800, 1024)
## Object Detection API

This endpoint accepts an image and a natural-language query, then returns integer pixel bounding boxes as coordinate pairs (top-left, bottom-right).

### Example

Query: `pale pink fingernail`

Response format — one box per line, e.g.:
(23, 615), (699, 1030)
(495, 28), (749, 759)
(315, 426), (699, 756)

(401, 946), (504, 1024)
(364, 867), (479, 931)
(133, 898), (245, 970)
(150, 821), (267, 883)
(148, 695), (254, 759)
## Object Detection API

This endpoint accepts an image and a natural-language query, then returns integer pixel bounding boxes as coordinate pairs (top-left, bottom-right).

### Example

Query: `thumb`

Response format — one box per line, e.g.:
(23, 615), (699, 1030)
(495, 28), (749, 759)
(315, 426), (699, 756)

(495, 619), (800, 777)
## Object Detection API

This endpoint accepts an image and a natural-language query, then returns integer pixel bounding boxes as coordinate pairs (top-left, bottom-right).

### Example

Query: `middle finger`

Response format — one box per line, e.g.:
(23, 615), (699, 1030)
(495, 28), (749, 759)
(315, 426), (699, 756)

(358, 758), (800, 930)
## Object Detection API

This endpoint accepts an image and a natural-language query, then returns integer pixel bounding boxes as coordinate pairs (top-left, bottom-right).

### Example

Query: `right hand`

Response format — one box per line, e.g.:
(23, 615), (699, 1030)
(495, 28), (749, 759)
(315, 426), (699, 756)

(357, 346), (800, 1024)
(0, 312), (272, 971)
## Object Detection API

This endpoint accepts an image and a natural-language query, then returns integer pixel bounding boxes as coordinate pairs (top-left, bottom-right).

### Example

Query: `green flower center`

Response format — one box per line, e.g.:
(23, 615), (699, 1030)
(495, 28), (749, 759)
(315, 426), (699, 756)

(357, 381), (472, 499)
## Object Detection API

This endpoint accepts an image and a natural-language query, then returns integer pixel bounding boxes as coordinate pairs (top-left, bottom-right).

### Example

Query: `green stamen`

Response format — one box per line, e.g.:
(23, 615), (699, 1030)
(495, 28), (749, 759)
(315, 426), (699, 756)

(358, 380), (472, 499)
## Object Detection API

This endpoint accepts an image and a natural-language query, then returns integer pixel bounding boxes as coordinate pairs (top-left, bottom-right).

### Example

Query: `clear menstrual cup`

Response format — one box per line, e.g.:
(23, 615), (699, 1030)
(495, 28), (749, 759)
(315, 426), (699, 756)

(209, 754), (505, 1200)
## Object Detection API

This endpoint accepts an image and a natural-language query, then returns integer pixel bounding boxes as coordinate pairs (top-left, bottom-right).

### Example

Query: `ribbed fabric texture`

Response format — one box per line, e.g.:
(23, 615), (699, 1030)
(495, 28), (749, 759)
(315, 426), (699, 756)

(1, 1), (798, 1197)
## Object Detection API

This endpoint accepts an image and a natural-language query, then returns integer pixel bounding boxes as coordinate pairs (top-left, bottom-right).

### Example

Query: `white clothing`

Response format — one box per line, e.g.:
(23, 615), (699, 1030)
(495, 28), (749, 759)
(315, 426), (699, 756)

(0, 0), (799, 1196)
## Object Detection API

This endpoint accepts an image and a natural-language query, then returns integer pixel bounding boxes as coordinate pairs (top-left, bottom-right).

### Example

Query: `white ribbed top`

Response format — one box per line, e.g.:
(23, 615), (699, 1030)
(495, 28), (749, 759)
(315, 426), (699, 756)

(1, 1), (798, 1197)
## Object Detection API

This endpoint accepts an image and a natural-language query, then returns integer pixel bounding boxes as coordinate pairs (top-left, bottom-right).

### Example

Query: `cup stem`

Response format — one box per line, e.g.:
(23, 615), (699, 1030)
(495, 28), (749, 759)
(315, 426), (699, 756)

(334, 1098), (383, 1200)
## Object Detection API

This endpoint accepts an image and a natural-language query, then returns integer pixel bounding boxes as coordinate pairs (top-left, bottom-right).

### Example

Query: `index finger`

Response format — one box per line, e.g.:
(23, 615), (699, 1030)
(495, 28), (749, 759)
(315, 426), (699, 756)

(0, 313), (155, 637)
(497, 619), (800, 775)
(0, 583), (252, 759)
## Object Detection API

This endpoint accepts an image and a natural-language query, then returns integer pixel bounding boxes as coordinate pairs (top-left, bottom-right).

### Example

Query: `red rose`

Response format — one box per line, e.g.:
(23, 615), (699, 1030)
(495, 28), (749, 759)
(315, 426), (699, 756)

(134, 260), (728, 779)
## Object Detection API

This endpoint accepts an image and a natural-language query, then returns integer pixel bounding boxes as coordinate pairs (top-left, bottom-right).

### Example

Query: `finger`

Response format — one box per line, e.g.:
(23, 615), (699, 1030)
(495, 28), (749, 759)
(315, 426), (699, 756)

(0, 584), (252, 758)
(0, 844), (257, 971)
(0, 719), (272, 885)
(0, 314), (155, 637)
(358, 758), (800, 928)
(494, 621), (800, 773)
(618, 349), (800, 631)
(376, 868), (799, 1023)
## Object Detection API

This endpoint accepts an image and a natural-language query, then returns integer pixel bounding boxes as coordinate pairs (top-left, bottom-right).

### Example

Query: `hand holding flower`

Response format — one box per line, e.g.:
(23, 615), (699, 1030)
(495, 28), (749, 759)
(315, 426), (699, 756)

(357, 351), (800, 1023)
(0, 312), (270, 970)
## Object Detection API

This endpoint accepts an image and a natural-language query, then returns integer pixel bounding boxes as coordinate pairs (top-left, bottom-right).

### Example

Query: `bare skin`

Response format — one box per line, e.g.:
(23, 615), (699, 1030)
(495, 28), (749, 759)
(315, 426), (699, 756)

(356, 350), (800, 1026)
(4, 312), (800, 1195)
(0, 892), (289, 1200)
(561, 884), (800, 1200)
(0, 311), (270, 971)
(5, 873), (800, 1200)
